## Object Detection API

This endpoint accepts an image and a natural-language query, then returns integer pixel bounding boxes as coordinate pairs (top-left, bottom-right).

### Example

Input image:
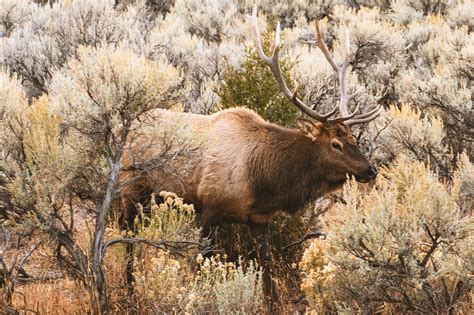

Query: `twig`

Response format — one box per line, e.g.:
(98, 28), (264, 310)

(283, 232), (326, 250)
(14, 241), (42, 280)
(17, 274), (64, 283)
(103, 237), (200, 257)
(420, 225), (440, 268)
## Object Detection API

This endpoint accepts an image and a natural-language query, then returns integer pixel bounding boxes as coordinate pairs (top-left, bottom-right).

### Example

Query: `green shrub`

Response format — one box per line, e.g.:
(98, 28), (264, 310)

(218, 27), (300, 126)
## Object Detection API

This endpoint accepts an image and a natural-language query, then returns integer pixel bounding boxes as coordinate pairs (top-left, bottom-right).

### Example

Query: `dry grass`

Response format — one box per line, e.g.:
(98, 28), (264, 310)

(12, 280), (93, 314)
(4, 232), (134, 314)
(2, 195), (277, 313)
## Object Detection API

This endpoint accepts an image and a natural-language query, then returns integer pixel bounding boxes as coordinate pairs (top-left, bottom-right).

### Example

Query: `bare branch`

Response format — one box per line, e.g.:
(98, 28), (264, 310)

(103, 237), (201, 257)
(282, 232), (326, 250)
(14, 241), (42, 280)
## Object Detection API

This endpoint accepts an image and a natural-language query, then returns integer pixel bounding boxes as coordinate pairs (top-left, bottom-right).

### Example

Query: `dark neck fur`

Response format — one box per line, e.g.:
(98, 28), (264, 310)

(247, 125), (343, 214)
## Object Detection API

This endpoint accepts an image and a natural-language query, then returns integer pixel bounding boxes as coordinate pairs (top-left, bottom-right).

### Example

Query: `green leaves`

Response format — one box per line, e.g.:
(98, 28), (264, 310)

(218, 29), (300, 127)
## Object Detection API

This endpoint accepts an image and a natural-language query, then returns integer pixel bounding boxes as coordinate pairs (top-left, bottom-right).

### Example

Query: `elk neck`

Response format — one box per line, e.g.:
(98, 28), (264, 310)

(246, 124), (342, 215)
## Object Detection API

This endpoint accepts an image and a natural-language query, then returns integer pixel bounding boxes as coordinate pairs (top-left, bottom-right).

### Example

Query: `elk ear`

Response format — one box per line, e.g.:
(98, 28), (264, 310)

(296, 118), (324, 140)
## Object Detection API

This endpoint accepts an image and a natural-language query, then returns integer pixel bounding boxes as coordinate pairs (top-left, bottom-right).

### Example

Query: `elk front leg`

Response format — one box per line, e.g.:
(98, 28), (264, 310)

(120, 195), (137, 294)
(250, 222), (278, 305)
(119, 179), (152, 294)
(200, 214), (219, 258)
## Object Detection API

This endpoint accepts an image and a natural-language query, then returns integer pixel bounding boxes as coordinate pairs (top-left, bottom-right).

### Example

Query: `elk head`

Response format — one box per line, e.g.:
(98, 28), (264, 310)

(251, 5), (381, 184)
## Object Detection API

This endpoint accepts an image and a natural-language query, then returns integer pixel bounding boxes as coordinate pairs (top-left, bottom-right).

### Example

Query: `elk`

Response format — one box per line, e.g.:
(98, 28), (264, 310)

(119, 5), (381, 302)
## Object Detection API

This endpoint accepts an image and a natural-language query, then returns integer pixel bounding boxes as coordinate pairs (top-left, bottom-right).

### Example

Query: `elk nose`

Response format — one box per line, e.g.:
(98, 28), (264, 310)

(367, 165), (378, 179)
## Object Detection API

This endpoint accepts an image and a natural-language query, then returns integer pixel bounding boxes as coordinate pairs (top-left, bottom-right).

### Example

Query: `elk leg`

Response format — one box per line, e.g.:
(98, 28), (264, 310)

(120, 181), (152, 294)
(120, 194), (137, 295)
(200, 219), (218, 258)
(250, 222), (278, 305)
(124, 242), (135, 295)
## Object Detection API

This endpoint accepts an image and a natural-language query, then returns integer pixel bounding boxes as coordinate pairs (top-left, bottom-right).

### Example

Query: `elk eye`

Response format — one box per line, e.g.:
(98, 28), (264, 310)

(332, 142), (342, 151)
(336, 128), (342, 137)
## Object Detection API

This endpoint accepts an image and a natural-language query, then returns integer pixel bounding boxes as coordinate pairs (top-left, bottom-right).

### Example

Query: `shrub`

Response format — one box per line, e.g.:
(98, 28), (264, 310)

(173, 0), (238, 43)
(375, 104), (450, 174)
(300, 157), (473, 313)
(133, 191), (199, 244)
(0, 71), (28, 210)
(218, 27), (299, 126)
(47, 44), (182, 196)
(0, 1), (472, 313)
(123, 193), (264, 313)
(212, 258), (264, 314)
(134, 252), (264, 313)
(0, 0), (159, 98)
(0, 70), (28, 155)
(1, 43), (184, 311)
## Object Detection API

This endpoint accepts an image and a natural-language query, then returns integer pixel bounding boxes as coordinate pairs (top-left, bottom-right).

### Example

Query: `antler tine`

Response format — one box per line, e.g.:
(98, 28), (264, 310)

(251, 4), (272, 64)
(314, 22), (364, 122)
(330, 103), (360, 123)
(314, 21), (339, 73)
(250, 5), (338, 122)
(338, 28), (358, 118)
(352, 104), (382, 120)
(345, 105), (383, 126)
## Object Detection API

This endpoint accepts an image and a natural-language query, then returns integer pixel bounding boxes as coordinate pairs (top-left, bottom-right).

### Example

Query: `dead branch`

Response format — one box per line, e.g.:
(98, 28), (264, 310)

(103, 237), (201, 257)
(283, 232), (326, 251)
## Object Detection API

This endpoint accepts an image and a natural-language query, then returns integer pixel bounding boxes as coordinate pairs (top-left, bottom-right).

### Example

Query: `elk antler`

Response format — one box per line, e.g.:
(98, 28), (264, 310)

(250, 5), (382, 126)
(250, 5), (338, 122)
(312, 21), (382, 126)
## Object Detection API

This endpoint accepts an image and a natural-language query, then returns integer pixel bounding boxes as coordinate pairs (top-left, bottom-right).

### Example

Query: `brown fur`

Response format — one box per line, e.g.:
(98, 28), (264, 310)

(119, 107), (374, 227)
(119, 107), (376, 302)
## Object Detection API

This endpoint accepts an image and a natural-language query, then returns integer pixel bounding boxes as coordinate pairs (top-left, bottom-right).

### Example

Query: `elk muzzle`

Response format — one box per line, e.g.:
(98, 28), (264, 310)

(366, 165), (378, 179)
(355, 165), (378, 183)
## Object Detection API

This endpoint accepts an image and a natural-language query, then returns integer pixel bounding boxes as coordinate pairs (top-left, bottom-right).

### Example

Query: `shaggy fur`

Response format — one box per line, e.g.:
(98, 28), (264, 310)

(120, 107), (374, 227)
(119, 107), (376, 301)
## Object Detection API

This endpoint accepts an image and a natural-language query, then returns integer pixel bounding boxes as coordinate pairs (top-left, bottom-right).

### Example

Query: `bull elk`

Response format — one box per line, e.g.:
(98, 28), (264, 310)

(119, 5), (381, 302)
